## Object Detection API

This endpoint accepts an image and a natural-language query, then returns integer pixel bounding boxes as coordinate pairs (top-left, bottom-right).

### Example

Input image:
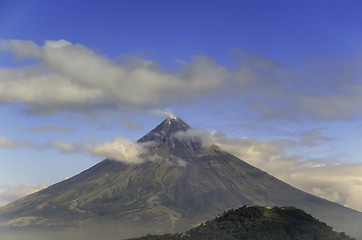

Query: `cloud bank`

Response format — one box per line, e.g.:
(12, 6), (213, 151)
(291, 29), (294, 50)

(0, 39), (227, 115)
(1, 129), (361, 211)
(1, 135), (151, 164)
(175, 128), (362, 211)
(86, 137), (151, 164)
(50, 137), (154, 164)
(1, 39), (361, 210)
(1, 39), (362, 121)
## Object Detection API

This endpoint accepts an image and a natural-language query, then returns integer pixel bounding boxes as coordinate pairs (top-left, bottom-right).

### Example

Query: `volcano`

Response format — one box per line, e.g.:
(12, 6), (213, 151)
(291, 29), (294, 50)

(0, 117), (361, 239)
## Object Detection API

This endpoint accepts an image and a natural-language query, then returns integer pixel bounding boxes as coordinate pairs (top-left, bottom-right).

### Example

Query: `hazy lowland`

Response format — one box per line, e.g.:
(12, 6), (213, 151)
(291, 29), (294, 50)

(0, 207), (356, 240)
(1, 118), (361, 240)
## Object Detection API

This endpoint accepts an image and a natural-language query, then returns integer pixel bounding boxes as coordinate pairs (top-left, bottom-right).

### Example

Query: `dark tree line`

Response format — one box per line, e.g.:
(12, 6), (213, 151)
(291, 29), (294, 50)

(127, 206), (355, 240)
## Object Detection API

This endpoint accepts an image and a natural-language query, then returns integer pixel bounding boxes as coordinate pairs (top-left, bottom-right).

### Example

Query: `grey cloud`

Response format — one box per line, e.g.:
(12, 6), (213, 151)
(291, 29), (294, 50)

(0, 39), (42, 58)
(294, 56), (362, 121)
(273, 129), (334, 149)
(299, 90), (362, 120)
(121, 119), (143, 129)
(98, 124), (114, 130)
(297, 129), (333, 147)
(2, 39), (362, 121)
(230, 49), (362, 122)
(0, 39), (228, 115)
(30, 125), (73, 132)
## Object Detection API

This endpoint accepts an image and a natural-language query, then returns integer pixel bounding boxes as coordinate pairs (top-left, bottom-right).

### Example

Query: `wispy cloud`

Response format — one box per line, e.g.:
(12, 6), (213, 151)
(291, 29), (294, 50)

(49, 137), (154, 164)
(299, 91), (362, 120)
(0, 183), (47, 206)
(121, 119), (143, 129)
(30, 125), (73, 132)
(296, 129), (334, 147)
(49, 140), (85, 154)
(0, 135), (151, 164)
(0, 137), (32, 149)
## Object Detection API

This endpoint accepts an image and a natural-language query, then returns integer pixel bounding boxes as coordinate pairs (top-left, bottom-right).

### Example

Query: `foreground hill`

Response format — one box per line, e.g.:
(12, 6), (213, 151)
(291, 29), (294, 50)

(0, 117), (361, 239)
(129, 206), (355, 240)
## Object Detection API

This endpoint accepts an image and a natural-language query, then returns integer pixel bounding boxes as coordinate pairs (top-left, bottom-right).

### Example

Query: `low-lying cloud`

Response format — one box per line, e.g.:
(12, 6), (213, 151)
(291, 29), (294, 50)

(1, 135), (151, 164)
(87, 137), (151, 164)
(1, 39), (362, 121)
(0, 183), (47, 206)
(174, 128), (362, 212)
(1, 130), (362, 211)
(50, 137), (155, 164)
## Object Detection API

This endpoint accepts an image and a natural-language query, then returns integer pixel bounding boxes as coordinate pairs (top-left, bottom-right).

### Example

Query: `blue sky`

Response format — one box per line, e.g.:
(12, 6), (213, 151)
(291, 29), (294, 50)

(1, 0), (362, 211)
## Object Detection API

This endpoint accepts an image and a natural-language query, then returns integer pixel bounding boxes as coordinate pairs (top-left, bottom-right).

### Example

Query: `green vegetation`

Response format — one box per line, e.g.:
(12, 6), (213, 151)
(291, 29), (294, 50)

(128, 206), (355, 240)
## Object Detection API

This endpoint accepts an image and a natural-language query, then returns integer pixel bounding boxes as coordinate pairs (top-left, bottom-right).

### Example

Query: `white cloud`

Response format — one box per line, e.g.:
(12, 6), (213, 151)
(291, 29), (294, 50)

(50, 137), (156, 164)
(86, 137), (152, 164)
(2, 39), (362, 121)
(0, 183), (47, 206)
(0, 135), (151, 164)
(51, 136), (187, 165)
(282, 163), (362, 212)
(0, 39), (227, 115)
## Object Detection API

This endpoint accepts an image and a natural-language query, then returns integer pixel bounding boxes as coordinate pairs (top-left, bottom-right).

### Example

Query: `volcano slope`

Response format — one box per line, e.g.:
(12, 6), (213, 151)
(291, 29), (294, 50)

(0, 117), (361, 239)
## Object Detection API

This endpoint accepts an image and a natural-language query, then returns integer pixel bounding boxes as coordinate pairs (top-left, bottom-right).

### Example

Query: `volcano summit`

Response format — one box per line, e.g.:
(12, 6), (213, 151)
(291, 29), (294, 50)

(0, 117), (361, 239)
